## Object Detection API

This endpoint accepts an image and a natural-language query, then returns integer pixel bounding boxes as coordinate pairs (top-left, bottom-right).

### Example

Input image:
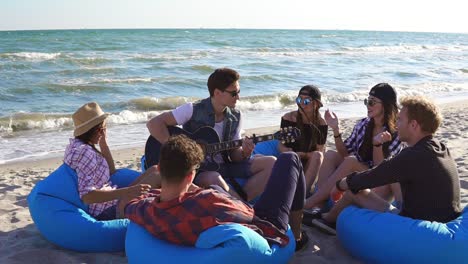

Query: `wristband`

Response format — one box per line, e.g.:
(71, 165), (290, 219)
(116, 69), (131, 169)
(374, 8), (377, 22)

(373, 143), (383, 147)
(333, 133), (342, 139)
(336, 179), (346, 192)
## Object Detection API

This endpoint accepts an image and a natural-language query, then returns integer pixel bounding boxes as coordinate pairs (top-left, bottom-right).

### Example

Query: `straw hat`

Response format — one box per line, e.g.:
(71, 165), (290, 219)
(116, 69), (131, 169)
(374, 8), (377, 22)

(72, 102), (109, 137)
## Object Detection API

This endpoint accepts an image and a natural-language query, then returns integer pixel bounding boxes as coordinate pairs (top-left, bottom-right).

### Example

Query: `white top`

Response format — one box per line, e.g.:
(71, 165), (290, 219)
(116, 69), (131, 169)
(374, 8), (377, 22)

(172, 102), (243, 163)
(172, 102), (242, 140)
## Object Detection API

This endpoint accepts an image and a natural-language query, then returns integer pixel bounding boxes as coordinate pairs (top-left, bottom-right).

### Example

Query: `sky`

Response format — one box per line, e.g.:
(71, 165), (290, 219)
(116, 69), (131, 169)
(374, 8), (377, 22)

(1, 0), (467, 33)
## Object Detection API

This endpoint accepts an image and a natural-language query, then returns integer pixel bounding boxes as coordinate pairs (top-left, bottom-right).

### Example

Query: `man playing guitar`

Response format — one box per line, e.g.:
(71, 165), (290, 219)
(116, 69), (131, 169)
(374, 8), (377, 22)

(146, 68), (276, 201)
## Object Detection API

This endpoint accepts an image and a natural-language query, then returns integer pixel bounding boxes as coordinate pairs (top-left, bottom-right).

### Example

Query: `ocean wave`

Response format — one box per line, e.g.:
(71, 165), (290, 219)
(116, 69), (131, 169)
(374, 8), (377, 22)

(0, 113), (73, 134)
(129, 51), (210, 62)
(0, 110), (159, 136)
(241, 74), (278, 82)
(2, 82), (467, 136)
(127, 97), (197, 111)
(0, 52), (61, 61)
(94, 77), (155, 84)
(235, 44), (467, 58)
(45, 83), (113, 93)
(57, 67), (118, 75)
(191, 65), (215, 73)
(61, 55), (114, 66)
(460, 68), (468, 74)
(341, 44), (468, 54)
(395, 71), (421, 78)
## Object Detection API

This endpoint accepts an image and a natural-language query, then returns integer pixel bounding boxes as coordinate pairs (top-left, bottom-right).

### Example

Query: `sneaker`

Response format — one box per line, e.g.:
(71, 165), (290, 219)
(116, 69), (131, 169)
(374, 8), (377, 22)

(310, 218), (336, 236)
(302, 208), (322, 227)
(295, 230), (309, 252)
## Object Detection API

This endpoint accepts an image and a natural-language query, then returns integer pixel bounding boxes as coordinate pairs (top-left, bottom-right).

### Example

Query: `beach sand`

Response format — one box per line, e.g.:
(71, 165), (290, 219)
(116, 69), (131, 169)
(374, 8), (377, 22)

(1, 100), (466, 263)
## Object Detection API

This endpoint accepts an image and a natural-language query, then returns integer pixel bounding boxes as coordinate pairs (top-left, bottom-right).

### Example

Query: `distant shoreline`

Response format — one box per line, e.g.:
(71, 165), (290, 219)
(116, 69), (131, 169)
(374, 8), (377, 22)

(1, 28), (467, 34)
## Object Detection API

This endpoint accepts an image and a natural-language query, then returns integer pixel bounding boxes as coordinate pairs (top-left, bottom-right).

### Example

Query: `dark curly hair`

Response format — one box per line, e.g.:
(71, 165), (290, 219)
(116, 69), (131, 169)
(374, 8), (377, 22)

(159, 135), (205, 183)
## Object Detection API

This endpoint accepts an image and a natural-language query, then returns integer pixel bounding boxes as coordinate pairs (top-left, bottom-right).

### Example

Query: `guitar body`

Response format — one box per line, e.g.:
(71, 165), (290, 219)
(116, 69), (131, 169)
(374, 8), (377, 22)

(144, 126), (222, 171)
(145, 125), (300, 172)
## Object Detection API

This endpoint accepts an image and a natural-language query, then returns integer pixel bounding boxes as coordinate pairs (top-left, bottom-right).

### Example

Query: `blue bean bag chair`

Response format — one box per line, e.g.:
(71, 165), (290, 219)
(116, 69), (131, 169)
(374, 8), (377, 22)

(337, 205), (468, 264)
(126, 222), (295, 264)
(27, 163), (140, 252)
(253, 140), (280, 157)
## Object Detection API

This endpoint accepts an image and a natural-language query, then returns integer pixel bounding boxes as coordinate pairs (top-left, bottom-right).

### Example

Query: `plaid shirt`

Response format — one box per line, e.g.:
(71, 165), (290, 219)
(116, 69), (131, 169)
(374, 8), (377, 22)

(125, 186), (289, 247)
(344, 118), (403, 167)
(64, 138), (117, 217)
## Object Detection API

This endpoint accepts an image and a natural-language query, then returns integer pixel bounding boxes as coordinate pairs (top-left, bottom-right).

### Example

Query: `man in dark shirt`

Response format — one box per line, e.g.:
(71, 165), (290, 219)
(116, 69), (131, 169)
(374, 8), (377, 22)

(320, 95), (461, 228)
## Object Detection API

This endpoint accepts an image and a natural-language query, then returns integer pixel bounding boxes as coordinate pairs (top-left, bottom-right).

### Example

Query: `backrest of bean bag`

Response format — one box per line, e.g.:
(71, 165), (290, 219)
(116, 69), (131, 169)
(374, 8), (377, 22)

(337, 205), (468, 264)
(30, 193), (129, 252)
(110, 168), (141, 188)
(196, 223), (271, 252)
(27, 164), (140, 252)
(126, 222), (295, 264)
(253, 140), (280, 157)
(29, 163), (88, 210)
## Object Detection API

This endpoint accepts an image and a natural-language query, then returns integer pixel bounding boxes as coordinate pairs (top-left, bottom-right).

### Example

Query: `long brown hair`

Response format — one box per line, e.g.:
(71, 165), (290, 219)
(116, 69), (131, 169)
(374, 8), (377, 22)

(296, 85), (322, 152)
(359, 98), (399, 161)
(75, 121), (104, 154)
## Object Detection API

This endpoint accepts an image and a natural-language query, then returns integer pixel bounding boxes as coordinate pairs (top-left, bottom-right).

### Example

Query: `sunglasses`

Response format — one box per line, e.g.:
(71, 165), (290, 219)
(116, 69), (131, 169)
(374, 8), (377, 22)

(364, 98), (382, 107)
(223, 89), (240, 97)
(296, 96), (312, 105)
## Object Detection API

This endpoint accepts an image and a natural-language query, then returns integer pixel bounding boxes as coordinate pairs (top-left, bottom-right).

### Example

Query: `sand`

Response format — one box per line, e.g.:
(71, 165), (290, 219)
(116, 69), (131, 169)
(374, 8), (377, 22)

(0, 100), (466, 263)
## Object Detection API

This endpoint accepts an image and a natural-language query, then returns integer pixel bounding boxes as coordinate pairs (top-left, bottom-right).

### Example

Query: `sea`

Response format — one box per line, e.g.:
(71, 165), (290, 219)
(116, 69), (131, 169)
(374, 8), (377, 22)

(1, 29), (467, 164)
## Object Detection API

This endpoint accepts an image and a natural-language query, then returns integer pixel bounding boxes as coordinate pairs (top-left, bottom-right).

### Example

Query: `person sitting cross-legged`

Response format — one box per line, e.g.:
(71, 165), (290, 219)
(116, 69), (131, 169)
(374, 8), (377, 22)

(124, 135), (309, 252)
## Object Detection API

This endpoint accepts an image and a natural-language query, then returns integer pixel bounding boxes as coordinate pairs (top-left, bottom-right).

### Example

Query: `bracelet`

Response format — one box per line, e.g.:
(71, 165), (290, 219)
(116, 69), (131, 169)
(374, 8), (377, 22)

(333, 133), (342, 139)
(336, 179), (346, 192)
(373, 143), (383, 147)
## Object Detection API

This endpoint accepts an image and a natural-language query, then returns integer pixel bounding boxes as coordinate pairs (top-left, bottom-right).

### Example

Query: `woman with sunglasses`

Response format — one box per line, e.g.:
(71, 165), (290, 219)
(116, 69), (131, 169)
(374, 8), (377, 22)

(280, 85), (328, 196)
(304, 83), (403, 222)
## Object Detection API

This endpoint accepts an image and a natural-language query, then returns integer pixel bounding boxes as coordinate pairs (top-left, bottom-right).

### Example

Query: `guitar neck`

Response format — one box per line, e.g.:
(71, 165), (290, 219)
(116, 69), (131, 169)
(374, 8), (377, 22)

(205, 134), (275, 154)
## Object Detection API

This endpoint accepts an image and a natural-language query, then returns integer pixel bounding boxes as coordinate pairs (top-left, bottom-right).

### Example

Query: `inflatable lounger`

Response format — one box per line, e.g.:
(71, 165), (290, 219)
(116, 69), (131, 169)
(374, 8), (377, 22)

(337, 205), (468, 264)
(126, 222), (295, 264)
(28, 164), (140, 252)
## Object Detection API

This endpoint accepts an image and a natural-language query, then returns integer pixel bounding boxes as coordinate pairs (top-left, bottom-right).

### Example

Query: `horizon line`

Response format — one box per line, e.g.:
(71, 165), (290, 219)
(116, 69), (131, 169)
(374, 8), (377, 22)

(1, 27), (467, 35)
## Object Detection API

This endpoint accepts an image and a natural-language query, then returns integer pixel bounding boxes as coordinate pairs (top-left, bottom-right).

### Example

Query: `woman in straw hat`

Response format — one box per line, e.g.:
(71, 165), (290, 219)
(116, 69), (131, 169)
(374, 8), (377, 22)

(64, 102), (159, 220)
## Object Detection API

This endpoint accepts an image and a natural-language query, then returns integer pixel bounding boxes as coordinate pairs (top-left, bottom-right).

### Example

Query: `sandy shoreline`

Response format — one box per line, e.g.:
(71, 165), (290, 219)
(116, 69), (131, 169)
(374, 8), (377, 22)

(1, 100), (467, 263)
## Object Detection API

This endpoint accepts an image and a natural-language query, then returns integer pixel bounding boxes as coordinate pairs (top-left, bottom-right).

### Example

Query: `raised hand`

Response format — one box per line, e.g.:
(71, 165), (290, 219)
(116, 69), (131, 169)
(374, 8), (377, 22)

(325, 109), (339, 131)
(98, 126), (108, 146)
(373, 131), (392, 145)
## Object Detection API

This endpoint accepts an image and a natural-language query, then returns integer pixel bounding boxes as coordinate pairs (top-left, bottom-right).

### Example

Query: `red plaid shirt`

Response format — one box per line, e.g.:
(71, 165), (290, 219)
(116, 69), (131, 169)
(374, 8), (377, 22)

(125, 187), (289, 247)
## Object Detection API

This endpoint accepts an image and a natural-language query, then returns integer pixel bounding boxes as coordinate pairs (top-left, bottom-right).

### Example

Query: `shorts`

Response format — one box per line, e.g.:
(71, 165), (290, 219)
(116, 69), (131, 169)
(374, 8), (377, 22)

(95, 205), (117, 221)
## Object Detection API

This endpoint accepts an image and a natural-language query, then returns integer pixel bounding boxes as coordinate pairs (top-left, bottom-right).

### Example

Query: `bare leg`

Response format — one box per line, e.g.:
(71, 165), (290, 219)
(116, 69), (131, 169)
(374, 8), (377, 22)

(130, 165), (161, 188)
(315, 150), (344, 189)
(303, 151), (324, 194)
(372, 185), (393, 202)
(243, 155), (276, 201)
(322, 189), (392, 223)
(390, 183), (402, 203)
(195, 171), (228, 189)
(289, 210), (303, 240)
(304, 156), (368, 209)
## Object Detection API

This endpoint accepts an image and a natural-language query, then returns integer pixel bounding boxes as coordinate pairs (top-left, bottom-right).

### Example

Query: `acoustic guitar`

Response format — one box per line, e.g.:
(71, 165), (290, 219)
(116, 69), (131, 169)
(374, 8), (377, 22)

(144, 126), (300, 171)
